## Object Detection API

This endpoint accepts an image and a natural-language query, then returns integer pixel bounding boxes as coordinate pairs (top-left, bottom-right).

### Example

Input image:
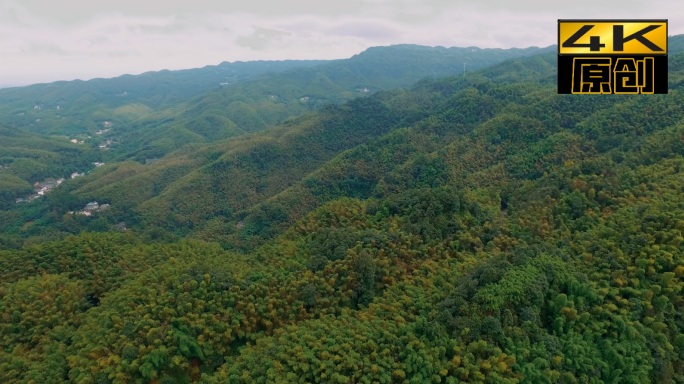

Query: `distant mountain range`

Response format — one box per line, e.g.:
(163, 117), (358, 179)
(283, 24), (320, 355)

(0, 60), (328, 136)
(98, 44), (559, 160)
(0, 35), (683, 222)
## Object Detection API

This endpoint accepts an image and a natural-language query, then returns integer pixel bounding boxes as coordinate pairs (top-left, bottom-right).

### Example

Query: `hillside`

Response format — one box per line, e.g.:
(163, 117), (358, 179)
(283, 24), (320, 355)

(104, 44), (557, 160)
(0, 43), (560, 235)
(1, 47), (684, 383)
(3, 47), (684, 250)
(0, 125), (102, 211)
(0, 60), (327, 137)
(97, 36), (684, 161)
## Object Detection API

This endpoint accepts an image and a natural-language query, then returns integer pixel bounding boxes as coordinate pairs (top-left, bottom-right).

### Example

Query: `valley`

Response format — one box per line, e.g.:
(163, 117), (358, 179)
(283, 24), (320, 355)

(1, 36), (684, 383)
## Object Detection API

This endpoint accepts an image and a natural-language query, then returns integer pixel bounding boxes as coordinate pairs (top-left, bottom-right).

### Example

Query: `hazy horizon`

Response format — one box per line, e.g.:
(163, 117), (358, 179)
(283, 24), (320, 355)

(1, 0), (682, 86)
(0, 42), (559, 89)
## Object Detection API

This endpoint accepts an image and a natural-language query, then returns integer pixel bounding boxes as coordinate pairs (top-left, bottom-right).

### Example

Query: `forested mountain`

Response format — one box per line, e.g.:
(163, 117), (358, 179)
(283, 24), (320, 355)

(2, 36), (684, 383)
(102, 44), (557, 160)
(0, 43), (557, 216)
(0, 51), (559, 248)
(0, 60), (328, 137)
(0, 60), (327, 208)
(6, 44), (683, 251)
(0, 45), (560, 216)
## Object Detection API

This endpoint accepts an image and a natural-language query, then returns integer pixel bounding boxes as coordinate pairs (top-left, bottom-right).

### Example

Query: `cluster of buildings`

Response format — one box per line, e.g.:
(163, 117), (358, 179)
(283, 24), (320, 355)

(15, 165), (99, 204)
(14, 121), (114, 205)
(16, 178), (65, 204)
(96, 122), (113, 136)
(99, 139), (116, 150)
(95, 122), (116, 149)
(16, 168), (101, 204)
(69, 201), (111, 216)
(35, 179), (65, 195)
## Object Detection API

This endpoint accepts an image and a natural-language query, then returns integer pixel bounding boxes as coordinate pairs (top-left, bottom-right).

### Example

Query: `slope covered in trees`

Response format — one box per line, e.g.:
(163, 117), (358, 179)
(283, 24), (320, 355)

(0, 59), (329, 212)
(0, 60), (327, 137)
(2, 44), (684, 383)
(0, 124), (101, 211)
(3, 45), (684, 250)
(0, 52), (556, 248)
(103, 44), (557, 160)
(0, 43), (558, 216)
(0, 43), (553, 219)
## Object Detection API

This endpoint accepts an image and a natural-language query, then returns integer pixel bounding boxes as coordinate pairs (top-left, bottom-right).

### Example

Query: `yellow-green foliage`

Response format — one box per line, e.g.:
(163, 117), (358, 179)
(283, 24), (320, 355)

(3, 49), (684, 384)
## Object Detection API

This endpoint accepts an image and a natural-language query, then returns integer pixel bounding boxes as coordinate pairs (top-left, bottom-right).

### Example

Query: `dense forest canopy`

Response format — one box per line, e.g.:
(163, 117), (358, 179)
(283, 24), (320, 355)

(2, 36), (684, 383)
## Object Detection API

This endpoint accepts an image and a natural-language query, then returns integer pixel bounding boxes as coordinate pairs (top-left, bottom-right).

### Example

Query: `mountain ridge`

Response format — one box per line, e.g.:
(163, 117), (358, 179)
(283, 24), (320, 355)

(2, 44), (684, 383)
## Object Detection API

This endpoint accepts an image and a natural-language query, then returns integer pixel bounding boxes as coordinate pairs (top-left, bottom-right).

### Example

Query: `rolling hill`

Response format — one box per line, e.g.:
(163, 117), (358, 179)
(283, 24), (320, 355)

(104, 44), (558, 160)
(0, 125), (102, 210)
(0, 60), (328, 137)
(3, 46), (683, 251)
(1, 45), (684, 383)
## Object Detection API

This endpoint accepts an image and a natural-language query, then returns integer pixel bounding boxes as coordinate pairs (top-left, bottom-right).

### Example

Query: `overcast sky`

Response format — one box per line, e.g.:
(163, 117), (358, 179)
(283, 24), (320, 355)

(0, 0), (681, 87)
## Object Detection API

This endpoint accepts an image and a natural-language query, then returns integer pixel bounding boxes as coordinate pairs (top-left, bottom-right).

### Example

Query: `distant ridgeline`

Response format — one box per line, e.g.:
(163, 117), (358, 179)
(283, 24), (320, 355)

(1, 37), (684, 382)
(0, 43), (558, 213)
(0, 60), (327, 211)
(0, 45), (557, 162)
(106, 44), (559, 161)
(0, 60), (328, 137)
(0, 37), (683, 244)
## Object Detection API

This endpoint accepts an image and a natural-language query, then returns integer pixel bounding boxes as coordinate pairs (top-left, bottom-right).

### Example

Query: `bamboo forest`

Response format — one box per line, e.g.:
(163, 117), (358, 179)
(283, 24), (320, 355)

(1, 35), (684, 383)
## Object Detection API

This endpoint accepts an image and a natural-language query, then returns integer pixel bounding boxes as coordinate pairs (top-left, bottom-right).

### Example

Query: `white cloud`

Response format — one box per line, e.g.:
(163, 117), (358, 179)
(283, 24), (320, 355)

(0, 0), (682, 86)
(235, 27), (292, 51)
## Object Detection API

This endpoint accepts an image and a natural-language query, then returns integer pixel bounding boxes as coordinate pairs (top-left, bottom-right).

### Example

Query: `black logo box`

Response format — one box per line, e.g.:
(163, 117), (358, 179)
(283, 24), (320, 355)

(557, 55), (668, 94)
(557, 19), (668, 94)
